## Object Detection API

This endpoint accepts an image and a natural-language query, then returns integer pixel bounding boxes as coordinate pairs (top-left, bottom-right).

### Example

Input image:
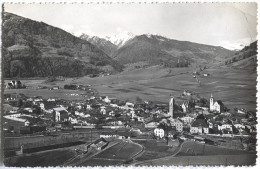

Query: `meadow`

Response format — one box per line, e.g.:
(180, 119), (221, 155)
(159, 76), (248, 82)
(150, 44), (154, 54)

(136, 154), (256, 166)
(76, 141), (142, 166)
(4, 64), (257, 111)
(175, 141), (254, 156)
(4, 149), (76, 167)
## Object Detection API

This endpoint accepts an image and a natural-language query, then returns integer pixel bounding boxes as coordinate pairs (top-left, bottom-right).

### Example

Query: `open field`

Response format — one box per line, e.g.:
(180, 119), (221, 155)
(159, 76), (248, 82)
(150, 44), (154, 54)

(5, 149), (76, 167)
(134, 140), (177, 161)
(4, 131), (100, 150)
(135, 154), (257, 166)
(175, 141), (255, 156)
(76, 141), (142, 166)
(4, 65), (256, 111)
(133, 141), (256, 166)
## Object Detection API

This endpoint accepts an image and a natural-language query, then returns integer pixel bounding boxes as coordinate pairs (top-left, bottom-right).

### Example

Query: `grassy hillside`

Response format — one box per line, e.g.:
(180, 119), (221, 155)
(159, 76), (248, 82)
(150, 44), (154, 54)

(113, 34), (234, 67)
(224, 41), (257, 69)
(2, 12), (123, 78)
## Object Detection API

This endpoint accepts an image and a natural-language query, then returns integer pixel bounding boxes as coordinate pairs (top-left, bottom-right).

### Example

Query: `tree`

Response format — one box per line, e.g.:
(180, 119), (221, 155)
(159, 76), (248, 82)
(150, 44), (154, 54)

(16, 99), (23, 108)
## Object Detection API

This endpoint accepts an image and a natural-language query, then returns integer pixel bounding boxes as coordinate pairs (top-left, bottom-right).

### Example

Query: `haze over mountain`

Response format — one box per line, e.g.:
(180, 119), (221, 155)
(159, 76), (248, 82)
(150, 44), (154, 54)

(113, 34), (235, 67)
(2, 12), (123, 78)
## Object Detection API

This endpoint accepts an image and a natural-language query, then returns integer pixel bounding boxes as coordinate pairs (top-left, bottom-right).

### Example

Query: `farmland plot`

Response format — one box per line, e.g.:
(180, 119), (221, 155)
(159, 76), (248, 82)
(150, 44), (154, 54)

(77, 141), (142, 166)
(176, 141), (255, 156)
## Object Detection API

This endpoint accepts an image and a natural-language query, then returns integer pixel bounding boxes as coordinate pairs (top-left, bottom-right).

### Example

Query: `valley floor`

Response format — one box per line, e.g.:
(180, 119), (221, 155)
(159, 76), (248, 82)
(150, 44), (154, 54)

(5, 65), (255, 111)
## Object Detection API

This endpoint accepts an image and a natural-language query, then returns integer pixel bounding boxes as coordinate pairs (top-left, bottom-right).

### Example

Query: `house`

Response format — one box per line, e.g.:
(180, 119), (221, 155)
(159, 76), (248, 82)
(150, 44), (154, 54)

(118, 133), (131, 139)
(23, 108), (33, 113)
(237, 108), (247, 114)
(180, 116), (194, 125)
(33, 96), (43, 102)
(100, 132), (118, 138)
(6, 80), (23, 89)
(51, 86), (60, 90)
(92, 138), (109, 150)
(86, 104), (92, 110)
(181, 101), (189, 113)
(39, 101), (56, 113)
(183, 90), (192, 96)
(100, 106), (106, 115)
(218, 123), (233, 132)
(169, 118), (183, 132)
(154, 128), (165, 138)
(210, 94), (224, 113)
(190, 119), (209, 134)
(4, 116), (30, 133)
(103, 96), (111, 103)
(53, 107), (68, 122)
(68, 116), (78, 124)
(125, 102), (135, 108)
(47, 98), (57, 102)
(234, 123), (245, 129)
(145, 122), (159, 128)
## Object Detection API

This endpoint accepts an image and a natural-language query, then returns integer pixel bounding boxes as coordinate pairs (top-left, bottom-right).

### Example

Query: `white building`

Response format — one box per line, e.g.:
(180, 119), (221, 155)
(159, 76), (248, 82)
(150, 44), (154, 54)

(100, 106), (106, 115)
(169, 97), (175, 118)
(210, 94), (224, 113)
(126, 102), (135, 108)
(180, 116), (194, 125)
(218, 123), (233, 132)
(181, 101), (189, 113)
(103, 96), (111, 103)
(154, 128), (165, 138)
(169, 118), (183, 132)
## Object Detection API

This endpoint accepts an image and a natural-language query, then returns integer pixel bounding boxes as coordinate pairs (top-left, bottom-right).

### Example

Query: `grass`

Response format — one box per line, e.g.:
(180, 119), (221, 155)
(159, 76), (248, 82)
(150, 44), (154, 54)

(176, 141), (254, 156)
(95, 141), (141, 160)
(137, 154), (257, 166)
(79, 158), (122, 167)
(134, 140), (176, 161)
(5, 149), (76, 167)
(4, 65), (256, 111)
(76, 141), (142, 166)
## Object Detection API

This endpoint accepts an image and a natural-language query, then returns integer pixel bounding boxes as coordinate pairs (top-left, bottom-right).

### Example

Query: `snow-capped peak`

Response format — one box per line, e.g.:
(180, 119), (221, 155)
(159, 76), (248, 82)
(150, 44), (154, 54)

(143, 33), (167, 42)
(104, 31), (134, 47)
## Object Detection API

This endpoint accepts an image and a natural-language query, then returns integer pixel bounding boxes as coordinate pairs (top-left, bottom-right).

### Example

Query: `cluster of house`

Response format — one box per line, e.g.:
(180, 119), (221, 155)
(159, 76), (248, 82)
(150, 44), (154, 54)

(3, 90), (256, 141)
(5, 80), (25, 89)
(150, 93), (256, 139)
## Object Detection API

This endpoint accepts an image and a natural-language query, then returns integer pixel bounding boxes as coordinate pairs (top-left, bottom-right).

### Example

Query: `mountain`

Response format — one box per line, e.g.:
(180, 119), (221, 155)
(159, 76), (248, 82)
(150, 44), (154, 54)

(224, 41), (257, 69)
(79, 34), (117, 57)
(113, 34), (235, 67)
(2, 12), (123, 78)
(104, 31), (134, 48)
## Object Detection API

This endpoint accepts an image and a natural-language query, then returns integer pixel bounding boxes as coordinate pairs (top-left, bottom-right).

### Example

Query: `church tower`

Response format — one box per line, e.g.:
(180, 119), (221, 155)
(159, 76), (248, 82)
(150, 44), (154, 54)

(169, 97), (175, 118)
(210, 93), (214, 111)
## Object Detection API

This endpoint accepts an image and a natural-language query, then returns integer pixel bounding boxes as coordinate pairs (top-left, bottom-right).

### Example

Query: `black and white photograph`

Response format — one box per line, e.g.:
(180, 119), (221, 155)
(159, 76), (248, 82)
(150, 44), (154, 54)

(1, 1), (258, 167)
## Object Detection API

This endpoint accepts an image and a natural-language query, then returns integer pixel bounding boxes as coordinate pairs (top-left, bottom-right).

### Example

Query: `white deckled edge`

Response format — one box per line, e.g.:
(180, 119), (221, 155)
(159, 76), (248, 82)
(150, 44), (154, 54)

(0, 1), (259, 169)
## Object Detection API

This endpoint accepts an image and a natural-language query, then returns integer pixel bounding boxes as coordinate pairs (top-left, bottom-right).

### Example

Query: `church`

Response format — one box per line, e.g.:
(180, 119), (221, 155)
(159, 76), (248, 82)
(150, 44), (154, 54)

(210, 94), (224, 113)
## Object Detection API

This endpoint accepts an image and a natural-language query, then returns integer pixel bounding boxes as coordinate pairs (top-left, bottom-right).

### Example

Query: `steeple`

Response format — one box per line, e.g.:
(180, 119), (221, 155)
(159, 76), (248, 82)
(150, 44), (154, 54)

(210, 93), (214, 112)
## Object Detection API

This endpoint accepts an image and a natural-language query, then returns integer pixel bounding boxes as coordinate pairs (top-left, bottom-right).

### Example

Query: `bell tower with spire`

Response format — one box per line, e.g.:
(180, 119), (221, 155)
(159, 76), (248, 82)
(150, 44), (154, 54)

(210, 93), (214, 111)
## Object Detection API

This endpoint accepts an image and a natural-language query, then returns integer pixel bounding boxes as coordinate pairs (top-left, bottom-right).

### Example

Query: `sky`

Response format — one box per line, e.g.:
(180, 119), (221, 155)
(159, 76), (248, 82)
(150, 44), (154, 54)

(4, 3), (257, 50)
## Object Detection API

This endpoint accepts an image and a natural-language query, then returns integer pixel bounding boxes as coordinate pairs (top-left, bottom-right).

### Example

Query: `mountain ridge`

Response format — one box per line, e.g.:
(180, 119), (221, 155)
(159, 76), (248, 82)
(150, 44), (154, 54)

(79, 34), (117, 57)
(2, 12), (123, 78)
(113, 34), (235, 67)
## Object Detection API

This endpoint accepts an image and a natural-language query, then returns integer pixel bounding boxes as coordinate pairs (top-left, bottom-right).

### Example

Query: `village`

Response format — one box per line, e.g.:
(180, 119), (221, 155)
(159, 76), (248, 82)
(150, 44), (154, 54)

(3, 80), (257, 156)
